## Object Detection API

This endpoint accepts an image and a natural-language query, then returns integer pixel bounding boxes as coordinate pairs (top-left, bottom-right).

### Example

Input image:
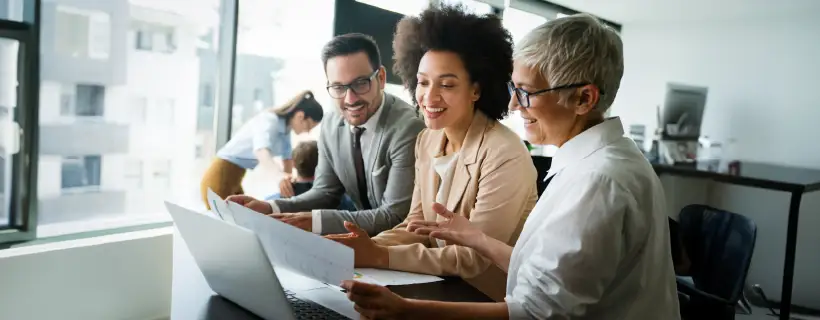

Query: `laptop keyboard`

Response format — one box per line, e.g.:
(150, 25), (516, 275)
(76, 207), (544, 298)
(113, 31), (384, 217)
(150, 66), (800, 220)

(285, 289), (349, 320)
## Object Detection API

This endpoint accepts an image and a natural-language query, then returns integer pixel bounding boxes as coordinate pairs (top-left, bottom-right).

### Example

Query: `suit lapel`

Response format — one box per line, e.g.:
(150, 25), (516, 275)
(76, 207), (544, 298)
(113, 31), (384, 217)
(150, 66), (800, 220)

(369, 94), (393, 174)
(337, 123), (360, 205)
(444, 112), (489, 213)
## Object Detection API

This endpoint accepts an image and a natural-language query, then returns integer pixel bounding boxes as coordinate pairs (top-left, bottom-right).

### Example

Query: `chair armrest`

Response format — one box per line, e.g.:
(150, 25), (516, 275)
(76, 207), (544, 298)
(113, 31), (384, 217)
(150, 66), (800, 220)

(676, 280), (733, 305)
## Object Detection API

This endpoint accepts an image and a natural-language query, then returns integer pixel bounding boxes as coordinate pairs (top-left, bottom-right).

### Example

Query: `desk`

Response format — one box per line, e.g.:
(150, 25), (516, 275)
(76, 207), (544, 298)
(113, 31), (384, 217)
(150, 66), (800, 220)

(654, 161), (820, 320)
(170, 234), (493, 319)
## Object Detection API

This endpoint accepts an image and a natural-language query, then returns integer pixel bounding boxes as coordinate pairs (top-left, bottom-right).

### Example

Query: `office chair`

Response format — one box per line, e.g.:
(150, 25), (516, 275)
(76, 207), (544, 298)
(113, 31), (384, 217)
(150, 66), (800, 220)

(674, 204), (757, 320)
(530, 155), (552, 198)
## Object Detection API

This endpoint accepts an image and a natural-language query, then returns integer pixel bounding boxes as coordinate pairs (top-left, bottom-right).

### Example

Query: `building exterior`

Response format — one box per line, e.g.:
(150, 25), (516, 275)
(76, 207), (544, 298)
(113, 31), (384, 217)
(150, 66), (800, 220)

(35, 0), (283, 225)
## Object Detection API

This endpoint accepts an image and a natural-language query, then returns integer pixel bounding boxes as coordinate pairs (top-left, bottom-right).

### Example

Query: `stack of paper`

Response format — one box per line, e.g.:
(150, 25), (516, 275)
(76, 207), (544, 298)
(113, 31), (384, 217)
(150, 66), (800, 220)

(205, 189), (444, 287)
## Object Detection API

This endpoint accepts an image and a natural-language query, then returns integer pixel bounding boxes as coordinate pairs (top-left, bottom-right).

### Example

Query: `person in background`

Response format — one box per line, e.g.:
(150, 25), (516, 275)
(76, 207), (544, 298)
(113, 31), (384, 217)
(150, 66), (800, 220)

(264, 141), (356, 211)
(201, 91), (323, 209)
(326, 4), (537, 301)
(340, 13), (681, 320)
(227, 33), (426, 236)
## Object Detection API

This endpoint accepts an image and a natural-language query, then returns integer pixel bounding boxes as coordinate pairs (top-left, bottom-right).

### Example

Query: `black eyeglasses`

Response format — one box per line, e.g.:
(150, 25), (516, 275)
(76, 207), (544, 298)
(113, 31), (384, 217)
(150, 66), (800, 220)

(507, 81), (601, 108)
(326, 70), (380, 99)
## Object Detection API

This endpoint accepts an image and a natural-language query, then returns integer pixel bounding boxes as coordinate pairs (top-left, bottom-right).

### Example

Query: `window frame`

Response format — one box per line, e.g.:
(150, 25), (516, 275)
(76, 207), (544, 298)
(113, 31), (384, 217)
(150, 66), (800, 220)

(0, 0), (40, 245)
(1, 0), (242, 246)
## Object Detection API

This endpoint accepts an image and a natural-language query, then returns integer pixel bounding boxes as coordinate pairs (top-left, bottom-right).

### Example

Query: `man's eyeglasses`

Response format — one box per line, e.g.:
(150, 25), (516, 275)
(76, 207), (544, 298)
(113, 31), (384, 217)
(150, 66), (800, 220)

(507, 81), (601, 108)
(326, 70), (380, 99)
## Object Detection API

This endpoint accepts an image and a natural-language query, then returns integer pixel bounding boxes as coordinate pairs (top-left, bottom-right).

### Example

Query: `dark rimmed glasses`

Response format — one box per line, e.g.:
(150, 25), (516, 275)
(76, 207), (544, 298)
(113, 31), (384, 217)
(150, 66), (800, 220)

(326, 70), (380, 99)
(507, 81), (602, 108)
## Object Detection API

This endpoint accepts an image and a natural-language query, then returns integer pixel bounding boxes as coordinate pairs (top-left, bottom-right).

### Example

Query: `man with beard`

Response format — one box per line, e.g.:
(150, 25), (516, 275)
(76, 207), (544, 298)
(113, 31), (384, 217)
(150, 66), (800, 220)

(228, 33), (425, 236)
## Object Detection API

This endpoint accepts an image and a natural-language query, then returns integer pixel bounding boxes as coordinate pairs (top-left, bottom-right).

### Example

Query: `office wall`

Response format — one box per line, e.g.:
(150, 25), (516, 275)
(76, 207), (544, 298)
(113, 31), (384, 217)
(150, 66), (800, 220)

(0, 229), (173, 320)
(612, 17), (820, 308)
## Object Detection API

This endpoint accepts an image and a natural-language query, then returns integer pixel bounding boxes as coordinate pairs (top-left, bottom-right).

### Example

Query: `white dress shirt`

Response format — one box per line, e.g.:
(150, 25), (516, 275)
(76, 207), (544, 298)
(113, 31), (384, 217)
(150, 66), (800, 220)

(268, 94), (386, 234)
(433, 151), (458, 248)
(505, 117), (680, 320)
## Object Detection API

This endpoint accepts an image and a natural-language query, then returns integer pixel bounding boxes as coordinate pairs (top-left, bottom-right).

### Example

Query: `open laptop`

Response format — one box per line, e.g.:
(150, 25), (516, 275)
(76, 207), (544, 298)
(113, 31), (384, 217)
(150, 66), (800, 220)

(165, 201), (353, 320)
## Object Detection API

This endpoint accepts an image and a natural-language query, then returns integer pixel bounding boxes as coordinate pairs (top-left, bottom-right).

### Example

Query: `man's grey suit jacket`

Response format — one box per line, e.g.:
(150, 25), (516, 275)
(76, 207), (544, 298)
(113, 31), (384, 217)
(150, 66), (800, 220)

(273, 93), (425, 235)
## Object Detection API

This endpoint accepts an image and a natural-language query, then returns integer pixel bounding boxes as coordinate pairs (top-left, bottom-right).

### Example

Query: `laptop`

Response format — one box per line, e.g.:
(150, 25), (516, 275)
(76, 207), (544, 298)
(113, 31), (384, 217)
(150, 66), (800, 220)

(165, 201), (353, 320)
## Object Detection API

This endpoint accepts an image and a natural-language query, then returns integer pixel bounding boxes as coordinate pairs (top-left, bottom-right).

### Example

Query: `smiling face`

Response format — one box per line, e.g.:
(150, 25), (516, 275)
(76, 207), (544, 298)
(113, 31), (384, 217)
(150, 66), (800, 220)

(325, 51), (385, 127)
(415, 50), (479, 130)
(509, 60), (596, 146)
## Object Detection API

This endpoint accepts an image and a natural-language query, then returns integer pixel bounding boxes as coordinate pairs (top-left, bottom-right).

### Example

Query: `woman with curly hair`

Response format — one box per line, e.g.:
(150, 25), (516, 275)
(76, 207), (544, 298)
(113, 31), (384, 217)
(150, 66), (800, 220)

(326, 3), (538, 301)
(340, 12), (681, 320)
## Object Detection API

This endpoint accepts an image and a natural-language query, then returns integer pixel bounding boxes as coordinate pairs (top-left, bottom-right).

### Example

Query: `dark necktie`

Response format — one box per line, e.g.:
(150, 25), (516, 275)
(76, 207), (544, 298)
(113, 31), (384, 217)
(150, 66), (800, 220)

(352, 127), (372, 210)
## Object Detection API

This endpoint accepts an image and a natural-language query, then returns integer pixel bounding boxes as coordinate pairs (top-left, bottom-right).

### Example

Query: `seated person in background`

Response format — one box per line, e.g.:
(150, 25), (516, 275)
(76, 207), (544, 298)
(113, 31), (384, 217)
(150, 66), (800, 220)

(200, 91), (322, 209)
(228, 33), (426, 235)
(339, 13), (680, 320)
(326, 4), (538, 301)
(265, 141), (356, 211)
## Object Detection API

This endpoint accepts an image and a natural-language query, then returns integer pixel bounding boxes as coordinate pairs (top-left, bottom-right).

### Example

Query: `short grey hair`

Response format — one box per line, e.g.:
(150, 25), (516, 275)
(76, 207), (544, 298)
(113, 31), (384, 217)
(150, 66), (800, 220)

(514, 13), (624, 113)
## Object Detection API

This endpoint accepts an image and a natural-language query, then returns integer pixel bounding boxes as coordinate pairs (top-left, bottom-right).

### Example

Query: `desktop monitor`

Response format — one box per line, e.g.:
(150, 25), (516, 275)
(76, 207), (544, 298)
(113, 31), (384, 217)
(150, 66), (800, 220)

(661, 82), (708, 139)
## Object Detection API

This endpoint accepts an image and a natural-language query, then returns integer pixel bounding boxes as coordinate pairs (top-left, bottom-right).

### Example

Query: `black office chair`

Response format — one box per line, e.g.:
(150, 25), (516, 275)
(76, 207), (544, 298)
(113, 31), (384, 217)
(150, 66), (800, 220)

(530, 155), (552, 198)
(675, 204), (757, 320)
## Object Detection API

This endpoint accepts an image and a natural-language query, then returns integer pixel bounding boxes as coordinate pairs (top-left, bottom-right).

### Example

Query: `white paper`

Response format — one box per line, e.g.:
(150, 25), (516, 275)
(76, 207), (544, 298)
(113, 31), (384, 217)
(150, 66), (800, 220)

(206, 188), (236, 224)
(227, 201), (354, 286)
(353, 268), (443, 286)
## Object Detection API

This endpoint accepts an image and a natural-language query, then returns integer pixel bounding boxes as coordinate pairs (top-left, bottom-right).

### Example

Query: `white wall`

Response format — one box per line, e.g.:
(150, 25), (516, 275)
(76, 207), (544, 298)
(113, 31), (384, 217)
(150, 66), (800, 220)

(0, 228), (173, 320)
(612, 17), (820, 308)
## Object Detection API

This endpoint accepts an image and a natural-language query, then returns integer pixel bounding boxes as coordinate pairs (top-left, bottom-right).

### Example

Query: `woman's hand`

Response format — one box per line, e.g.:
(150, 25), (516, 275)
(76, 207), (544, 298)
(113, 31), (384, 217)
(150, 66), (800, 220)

(326, 222), (389, 268)
(407, 203), (488, 251)
(341, 280), (411, 319)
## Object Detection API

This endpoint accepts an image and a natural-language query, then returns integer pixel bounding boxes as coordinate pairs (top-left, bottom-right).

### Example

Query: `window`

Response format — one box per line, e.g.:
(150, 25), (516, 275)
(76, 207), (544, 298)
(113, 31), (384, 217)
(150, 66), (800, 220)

(201, 83), (214, 107)
(130, 96), (148, 124)
(356, 0), (428, 16)
(231, 0), (335, 194)
(35, 0), (226, 236)
(61, 155), (102, 192)
(0, 0), (24, 22)
(439, 0), (495, 15)
(75, 84), (105, 116)
(60, 84), (105, 117)
(1, 0), (36, 242)
(123, 159), (143, 188)
(0, 38), (15, 229)
(54, 6), (110, 60)
(500, 7), (549, 140)
(132, 21), (176, 54)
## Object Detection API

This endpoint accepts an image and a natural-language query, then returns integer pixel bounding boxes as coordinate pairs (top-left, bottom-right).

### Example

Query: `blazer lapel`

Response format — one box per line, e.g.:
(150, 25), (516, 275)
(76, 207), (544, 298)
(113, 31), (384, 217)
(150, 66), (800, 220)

(337, 123), (360, 205)
(444, 112), (489, 213)
(369, 94), (393, 174)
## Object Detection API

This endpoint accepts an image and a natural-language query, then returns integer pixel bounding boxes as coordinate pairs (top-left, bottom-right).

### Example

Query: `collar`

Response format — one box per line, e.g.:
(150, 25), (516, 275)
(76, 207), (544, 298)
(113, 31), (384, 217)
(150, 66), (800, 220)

(546, 117), (625, 180)
(348, 92), (386, 133)
(429, 111), (491, 165)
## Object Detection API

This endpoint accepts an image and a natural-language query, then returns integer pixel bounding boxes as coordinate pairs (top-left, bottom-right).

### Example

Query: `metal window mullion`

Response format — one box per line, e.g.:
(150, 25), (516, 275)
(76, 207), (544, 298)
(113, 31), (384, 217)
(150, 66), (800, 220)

(213, 0), (238, 150)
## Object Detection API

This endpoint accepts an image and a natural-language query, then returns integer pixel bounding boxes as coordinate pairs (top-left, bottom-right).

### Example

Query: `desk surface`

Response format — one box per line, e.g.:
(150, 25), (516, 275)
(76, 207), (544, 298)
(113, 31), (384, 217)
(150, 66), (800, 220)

(653, 161), (820, 192)
(171, 234), (492, 319)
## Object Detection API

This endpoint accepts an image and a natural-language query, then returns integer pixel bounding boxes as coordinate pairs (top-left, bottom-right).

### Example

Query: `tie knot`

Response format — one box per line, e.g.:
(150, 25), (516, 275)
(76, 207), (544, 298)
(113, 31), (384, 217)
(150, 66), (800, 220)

(353, 126), (365, 137)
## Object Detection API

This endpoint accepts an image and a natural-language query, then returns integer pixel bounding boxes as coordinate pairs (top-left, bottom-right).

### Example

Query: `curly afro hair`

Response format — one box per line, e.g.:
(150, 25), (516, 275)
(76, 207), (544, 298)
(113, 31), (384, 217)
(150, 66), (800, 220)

(392, 4), (514, 120)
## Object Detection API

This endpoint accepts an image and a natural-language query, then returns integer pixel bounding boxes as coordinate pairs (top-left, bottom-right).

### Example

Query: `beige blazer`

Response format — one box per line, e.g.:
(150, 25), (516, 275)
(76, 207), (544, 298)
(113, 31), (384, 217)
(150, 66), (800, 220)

(372, 111), (538, 301)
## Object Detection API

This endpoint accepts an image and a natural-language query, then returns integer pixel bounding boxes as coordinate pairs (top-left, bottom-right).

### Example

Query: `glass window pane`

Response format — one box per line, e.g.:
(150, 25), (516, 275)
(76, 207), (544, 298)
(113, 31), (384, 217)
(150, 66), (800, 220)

(38, 1), (223, 235)
(228, 0), (335, 197)
(0, 0), (24, 22)
(0, 37), (19, 229)
(439, 0), (494, 15)
(501, 8), (549, 140)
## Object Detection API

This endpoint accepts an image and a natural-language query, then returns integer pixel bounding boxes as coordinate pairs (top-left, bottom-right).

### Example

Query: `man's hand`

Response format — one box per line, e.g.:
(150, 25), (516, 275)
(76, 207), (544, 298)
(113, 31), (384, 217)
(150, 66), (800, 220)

(341, 280), (411, 319)
(279, 176), (295, 198)
(226, 195), (273, 214)
(270, 212), (312, 232)
(407, 202), (487, 251)
(326, 222), (389, 268)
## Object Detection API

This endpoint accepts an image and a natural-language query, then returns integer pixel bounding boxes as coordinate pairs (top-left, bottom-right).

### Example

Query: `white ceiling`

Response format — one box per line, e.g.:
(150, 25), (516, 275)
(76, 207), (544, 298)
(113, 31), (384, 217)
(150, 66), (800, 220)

(545, 0), (820, 24)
